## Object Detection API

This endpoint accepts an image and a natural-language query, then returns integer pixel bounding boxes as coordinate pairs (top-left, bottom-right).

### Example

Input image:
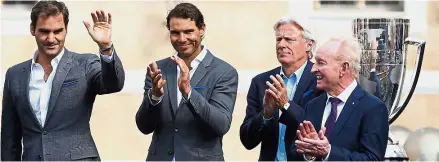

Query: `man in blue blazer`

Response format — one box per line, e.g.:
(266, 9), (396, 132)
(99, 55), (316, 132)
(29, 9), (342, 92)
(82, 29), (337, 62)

(239, 17), (323, 161)
(294, 37), (389, 161)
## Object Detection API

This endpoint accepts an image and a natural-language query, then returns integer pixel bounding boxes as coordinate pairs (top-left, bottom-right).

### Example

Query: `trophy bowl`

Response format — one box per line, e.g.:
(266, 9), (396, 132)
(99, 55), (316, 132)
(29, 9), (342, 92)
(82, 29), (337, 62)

(404, 127), (439, 161)
(352, 18), (426, 161)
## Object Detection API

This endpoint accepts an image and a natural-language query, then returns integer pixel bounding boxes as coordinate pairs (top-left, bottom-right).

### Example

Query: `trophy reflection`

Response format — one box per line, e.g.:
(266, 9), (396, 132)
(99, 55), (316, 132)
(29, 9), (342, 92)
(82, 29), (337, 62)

(353, 18), (426, 161)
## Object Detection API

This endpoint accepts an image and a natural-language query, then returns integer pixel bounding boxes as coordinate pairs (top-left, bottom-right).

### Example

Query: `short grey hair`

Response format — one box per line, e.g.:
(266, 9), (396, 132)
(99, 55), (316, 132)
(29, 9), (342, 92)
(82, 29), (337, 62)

(330, 37), (362, 78)
(273, 17), (316, 58)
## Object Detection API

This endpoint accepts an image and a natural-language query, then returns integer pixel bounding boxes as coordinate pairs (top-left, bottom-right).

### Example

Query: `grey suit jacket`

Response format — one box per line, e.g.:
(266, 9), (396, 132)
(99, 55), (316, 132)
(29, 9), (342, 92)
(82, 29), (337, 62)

(1, 49), (125, 161)
(136, 51), (238, 161)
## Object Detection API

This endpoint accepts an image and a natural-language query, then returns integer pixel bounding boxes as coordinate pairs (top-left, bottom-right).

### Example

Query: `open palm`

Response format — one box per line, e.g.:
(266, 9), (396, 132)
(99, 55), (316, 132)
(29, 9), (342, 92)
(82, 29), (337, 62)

(298, 121), (319, 140)
(83, 10), (112, 47)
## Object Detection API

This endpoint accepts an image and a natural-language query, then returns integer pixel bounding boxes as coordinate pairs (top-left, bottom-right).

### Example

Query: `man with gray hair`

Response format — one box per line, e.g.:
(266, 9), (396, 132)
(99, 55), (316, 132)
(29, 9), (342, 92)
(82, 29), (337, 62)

(239, 17), (323, 161)
(294, 37), (389, 161)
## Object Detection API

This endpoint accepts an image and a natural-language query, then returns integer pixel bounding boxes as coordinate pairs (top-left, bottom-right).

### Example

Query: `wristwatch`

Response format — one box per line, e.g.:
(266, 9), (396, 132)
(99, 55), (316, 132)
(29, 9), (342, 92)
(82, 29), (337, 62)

(305, 155), (316, 161)
(283, 102), (290, 110)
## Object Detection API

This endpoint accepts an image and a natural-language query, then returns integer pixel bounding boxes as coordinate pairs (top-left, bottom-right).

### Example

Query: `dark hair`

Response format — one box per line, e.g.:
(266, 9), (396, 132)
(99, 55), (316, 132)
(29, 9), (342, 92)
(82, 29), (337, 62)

(31, 0), (69, 30)
(166, 3), (205, 30)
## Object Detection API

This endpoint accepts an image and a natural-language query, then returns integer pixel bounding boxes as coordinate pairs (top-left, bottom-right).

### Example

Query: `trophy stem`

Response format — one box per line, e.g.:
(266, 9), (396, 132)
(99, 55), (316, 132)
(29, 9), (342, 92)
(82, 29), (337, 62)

(385, 131), (409, 161)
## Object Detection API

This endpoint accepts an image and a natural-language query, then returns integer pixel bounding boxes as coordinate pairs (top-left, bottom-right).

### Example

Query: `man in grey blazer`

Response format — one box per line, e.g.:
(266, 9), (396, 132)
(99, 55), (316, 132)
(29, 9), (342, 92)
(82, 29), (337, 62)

(135, 3), (238, 161)
(1, 1), (124, 161)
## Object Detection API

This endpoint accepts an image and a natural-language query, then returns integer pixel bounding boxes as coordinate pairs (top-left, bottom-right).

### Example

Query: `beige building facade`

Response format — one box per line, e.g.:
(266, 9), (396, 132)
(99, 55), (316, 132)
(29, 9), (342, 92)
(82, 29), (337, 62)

(1, 0), (438, 160)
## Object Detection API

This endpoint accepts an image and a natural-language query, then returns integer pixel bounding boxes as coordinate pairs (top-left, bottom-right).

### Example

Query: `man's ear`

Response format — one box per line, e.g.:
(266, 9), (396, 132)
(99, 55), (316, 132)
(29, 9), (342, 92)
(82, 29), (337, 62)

(305, 40), (314, 53)
(199, 23), (206, 39)
(30, 24), (35, 36)
(340, 62), (349, 77)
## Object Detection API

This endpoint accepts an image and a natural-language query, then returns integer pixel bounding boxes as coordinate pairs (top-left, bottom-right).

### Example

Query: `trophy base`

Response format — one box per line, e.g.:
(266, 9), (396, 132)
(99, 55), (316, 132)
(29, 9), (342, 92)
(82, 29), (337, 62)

(384, 143), (409, 161)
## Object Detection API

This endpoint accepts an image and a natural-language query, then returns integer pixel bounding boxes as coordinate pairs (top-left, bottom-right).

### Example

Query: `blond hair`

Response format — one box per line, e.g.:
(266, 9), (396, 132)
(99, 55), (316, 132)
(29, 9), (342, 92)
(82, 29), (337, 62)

(273, 17), (316, 58)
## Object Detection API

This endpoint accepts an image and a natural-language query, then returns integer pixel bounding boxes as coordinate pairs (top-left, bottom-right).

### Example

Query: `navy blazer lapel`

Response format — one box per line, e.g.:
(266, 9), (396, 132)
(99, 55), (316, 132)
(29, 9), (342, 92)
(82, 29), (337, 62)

(45, 50), (73, 126)
(190, 50), (213, 87)
(293, 60), (315, 105)
(331, 85), (365, 139)
(20, 60), (43, 129)
(166, 58), (178, 114)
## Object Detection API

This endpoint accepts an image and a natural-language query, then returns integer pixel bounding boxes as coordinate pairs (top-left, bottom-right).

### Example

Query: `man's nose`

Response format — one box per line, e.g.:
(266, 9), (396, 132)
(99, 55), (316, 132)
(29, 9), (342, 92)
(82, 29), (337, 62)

(46, 32), (56, 43)
(177, 33), (187, 43)
(278, 39), (287, 47)
(311, 65), (318, 74)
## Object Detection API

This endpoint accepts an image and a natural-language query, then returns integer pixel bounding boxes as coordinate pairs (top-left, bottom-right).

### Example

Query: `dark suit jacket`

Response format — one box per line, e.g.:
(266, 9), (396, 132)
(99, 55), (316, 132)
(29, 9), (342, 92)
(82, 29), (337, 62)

(135, 51), (238, 161)
(1, 49), (125, 161)
(239, 60), (323, 161)
(296, 84), (389, 161)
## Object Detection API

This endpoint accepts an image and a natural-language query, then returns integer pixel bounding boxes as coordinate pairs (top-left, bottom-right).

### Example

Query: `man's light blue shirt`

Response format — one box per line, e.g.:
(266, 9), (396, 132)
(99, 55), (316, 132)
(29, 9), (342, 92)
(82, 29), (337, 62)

(262, 61), (307, 161)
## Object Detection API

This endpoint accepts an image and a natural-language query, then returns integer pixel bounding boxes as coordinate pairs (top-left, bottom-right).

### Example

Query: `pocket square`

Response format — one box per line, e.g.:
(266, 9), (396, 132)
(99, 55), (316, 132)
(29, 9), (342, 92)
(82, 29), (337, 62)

(62, 80), (78, 87)
(193, 85), (208, 90)
(303, 90), (314, 98)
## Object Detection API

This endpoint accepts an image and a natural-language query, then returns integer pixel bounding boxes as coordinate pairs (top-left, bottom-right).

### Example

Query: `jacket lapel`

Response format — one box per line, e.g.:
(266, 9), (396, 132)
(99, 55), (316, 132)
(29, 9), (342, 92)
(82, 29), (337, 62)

(189, 50), (213, 87)
(293, 60), (315, 105)
(20, 60), (43, 129)
(330, 85), (364, 139)
(44, 50), (73, 126)
(270, 67), (281, 121)
(174, 51), (213, 115)
(166, 59), (178, 114)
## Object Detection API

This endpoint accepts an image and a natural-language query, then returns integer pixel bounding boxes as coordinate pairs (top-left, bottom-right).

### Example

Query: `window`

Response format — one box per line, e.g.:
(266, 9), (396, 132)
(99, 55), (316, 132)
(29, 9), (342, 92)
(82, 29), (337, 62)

(314, 0), (404, 12)
(1, 0), (37, 8)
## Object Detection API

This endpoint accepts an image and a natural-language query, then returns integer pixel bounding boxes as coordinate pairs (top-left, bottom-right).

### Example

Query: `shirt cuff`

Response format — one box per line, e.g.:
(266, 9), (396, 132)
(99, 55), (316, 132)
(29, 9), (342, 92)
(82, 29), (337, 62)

(99, 44), (114, 63)
(181, 89), (192, 103)
(148, 88), (163, 106)
(100, 51), (114, 63)
(262, 114), (273, 125)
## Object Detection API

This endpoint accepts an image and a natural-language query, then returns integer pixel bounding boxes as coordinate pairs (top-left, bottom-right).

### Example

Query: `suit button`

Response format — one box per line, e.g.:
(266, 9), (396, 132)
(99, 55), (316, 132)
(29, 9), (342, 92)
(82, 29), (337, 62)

(43, 131), (47, 135)
(38, 155), (42, 159)
(168, 151), (173, 156)
(174, 128), (178, 132)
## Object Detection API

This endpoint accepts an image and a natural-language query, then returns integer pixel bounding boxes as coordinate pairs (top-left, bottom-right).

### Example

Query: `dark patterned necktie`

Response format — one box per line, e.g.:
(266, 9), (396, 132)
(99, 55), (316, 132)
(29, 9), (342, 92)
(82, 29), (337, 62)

(324, 97), (341, 139)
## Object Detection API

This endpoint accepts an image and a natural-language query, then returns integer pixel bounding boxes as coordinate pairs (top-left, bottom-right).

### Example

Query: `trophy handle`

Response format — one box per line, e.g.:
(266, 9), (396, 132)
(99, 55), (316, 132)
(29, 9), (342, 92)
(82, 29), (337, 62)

(389, 38), (426, 124)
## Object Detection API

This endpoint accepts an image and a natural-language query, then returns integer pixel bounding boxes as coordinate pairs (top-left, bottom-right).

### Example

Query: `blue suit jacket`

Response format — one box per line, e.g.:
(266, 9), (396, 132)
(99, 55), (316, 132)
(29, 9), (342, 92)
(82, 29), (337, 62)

(239, 60), (323, 161)
(295, 84), (389, 161)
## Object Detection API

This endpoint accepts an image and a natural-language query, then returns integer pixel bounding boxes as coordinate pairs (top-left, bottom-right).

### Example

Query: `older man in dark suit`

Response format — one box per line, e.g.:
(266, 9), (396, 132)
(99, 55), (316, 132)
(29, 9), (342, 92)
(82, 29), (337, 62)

(294, 37), (388, 161)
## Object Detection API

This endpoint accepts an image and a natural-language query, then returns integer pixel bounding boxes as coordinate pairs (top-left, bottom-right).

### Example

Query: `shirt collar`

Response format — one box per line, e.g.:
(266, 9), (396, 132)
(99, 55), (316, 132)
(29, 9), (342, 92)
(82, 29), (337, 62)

(280, 60), (307, 81)
(193, 45), (207, 65)
(31, 48), (65, 68)
(174, 45), (207, 69)
(326, 80), (358, 104)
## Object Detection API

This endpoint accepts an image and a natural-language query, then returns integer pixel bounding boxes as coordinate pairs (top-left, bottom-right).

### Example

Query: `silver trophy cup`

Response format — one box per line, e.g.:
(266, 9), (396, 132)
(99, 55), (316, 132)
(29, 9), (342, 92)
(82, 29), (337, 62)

(352, 18), (426, 160)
